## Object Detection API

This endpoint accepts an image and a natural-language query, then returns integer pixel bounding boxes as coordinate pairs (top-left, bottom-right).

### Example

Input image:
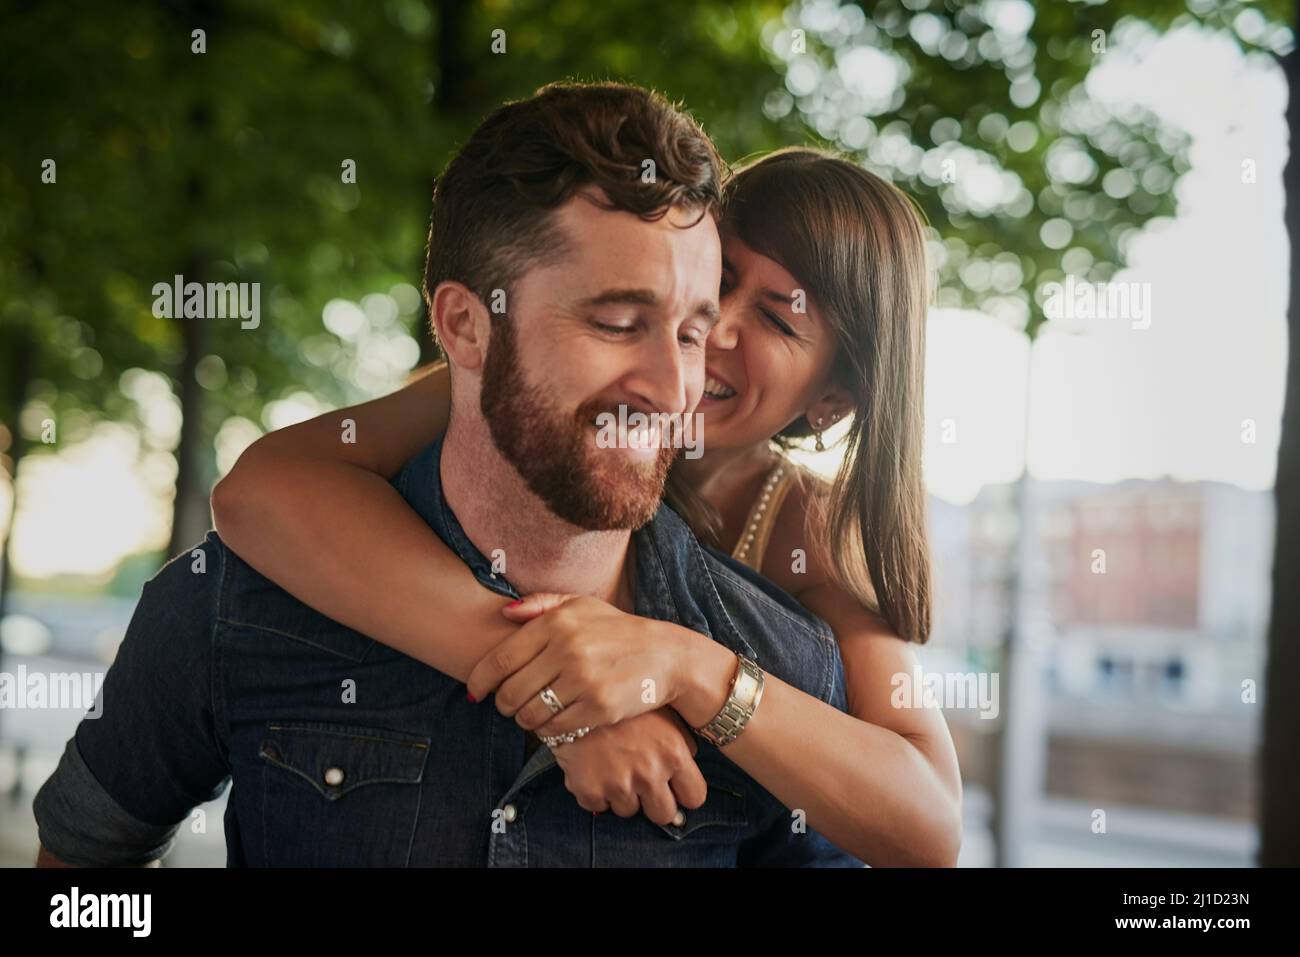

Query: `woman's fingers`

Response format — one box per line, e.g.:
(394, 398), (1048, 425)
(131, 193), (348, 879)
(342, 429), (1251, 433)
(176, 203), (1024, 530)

(516, 682), (597, 735)
(530, 697), (606, 738)
(492, 653), (564, 720)
(668, 763), (708, 811)
(498, 652), (607, 737)
(608, 790), (641, 818)
(500, 592), (575, 622)
(466, 620), (553, 700)
(574, 791), (609, 815)
(639, 781), (681, 827)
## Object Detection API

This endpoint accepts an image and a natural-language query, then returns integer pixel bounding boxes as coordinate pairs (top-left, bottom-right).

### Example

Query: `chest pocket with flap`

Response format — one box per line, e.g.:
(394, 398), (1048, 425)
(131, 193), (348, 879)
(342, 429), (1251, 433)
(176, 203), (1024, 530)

(257, 722), (431, 866)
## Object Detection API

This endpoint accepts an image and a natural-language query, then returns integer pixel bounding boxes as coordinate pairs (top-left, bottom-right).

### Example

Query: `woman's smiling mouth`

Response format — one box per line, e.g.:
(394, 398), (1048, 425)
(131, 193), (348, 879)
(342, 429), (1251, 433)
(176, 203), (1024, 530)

(703, 371), (737, 400)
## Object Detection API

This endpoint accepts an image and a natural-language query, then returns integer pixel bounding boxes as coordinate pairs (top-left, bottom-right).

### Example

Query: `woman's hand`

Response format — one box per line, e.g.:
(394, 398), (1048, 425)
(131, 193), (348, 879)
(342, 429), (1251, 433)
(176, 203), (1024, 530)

(465, 593), (695, 739)
(551, 708), (708, 824)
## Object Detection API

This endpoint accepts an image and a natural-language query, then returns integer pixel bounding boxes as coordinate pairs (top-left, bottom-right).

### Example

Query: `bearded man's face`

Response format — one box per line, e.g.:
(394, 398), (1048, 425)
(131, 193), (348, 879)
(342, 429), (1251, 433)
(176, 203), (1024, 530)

(474, 188), (720, 529)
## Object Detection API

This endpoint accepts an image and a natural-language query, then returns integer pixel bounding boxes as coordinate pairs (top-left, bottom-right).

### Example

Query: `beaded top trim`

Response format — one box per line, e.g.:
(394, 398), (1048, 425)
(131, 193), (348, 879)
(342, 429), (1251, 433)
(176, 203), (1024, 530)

(730, 458), (798, 571)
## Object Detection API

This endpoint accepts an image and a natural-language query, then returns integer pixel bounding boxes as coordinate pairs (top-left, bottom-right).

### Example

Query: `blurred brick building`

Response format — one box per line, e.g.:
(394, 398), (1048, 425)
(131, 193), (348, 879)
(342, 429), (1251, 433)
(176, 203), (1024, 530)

(926, 478), (1271, 823)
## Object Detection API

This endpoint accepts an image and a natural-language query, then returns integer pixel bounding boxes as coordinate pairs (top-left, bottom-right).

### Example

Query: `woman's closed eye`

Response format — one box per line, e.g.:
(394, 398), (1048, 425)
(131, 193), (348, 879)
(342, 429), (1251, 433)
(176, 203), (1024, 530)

(721, 277), (798, 338)
(760, 307), (798, 338)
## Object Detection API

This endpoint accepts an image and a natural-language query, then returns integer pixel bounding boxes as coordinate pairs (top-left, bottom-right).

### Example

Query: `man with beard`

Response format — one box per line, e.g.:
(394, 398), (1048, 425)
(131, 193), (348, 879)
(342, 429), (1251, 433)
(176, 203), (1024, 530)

(32, 82), (861, 867)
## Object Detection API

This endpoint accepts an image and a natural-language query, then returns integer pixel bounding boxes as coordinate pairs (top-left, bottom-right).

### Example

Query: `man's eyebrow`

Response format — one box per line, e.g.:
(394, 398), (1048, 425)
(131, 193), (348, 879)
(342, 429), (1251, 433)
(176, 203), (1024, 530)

(578, 288), (660, 308)
(694, 299), (721, 325)
(578, 288), (720, 325)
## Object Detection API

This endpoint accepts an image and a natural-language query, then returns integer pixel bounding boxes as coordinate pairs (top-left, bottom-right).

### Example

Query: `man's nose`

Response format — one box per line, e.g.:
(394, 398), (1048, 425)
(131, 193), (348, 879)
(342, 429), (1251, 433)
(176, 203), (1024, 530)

(708, 299), (742, 351)
(623, 334), (694, 415)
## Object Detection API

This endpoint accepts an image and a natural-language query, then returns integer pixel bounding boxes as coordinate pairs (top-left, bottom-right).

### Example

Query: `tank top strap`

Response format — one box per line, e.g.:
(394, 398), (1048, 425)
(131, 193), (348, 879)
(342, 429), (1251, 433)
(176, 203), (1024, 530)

(731, 457), (799, 572)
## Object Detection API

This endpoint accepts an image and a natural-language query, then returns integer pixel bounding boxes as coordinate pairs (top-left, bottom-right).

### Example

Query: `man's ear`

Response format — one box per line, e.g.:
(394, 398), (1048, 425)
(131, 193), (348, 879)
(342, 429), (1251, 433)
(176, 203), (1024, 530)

(430, 281), (491, 371)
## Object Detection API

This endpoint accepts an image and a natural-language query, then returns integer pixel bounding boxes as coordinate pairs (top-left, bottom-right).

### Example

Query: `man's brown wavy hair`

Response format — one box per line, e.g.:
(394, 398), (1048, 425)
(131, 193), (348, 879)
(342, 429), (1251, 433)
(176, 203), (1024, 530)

(422, 81), (724, 317)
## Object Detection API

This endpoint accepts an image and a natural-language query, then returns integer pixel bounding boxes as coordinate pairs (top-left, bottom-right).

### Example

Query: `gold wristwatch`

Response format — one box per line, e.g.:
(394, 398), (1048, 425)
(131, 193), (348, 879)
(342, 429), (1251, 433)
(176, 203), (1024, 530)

(694, 654), (764, 747)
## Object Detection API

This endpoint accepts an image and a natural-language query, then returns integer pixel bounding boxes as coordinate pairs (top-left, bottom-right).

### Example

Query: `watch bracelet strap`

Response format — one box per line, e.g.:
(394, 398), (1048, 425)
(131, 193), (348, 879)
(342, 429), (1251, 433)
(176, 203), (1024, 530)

(695, 655), (764, 747)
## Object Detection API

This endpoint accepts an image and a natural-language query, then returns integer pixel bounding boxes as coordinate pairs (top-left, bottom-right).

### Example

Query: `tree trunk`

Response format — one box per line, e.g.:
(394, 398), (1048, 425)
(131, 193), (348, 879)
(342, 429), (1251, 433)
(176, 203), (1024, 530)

(167, 279), (211, 556)
(166, 9), (215, 557)
(0, 328), (34, 754)
(0, 325), (34, 624)
(416, 0), (480, 366)
(1259, 4), (1300, 866)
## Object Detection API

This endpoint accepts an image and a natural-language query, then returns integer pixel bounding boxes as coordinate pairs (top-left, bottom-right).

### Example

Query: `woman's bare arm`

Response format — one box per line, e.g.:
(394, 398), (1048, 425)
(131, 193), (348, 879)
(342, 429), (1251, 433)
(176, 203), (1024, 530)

(668, 476), (962, 865)
(669, 584), (963, 866)
(210, 363), (515, 681)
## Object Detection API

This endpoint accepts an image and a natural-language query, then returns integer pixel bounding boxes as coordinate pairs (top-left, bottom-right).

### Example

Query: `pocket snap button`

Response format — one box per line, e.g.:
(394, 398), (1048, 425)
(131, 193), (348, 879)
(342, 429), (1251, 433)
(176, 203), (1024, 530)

(671, 809), (685, 827)
(324, 766), (345, 787)
(502, 803), (518, 822)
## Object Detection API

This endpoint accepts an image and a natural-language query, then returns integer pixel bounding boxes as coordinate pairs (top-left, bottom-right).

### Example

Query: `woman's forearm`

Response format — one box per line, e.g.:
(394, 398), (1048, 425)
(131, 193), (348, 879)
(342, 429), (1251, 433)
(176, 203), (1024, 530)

(671, 635), (962, 866)
(212, 454), (514, 682)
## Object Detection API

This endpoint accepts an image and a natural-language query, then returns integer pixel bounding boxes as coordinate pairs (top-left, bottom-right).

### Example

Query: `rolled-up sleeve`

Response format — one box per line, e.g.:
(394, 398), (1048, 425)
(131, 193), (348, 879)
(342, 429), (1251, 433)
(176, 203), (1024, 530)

(34, 736), (185, 866)
(32, 533), (231, 866)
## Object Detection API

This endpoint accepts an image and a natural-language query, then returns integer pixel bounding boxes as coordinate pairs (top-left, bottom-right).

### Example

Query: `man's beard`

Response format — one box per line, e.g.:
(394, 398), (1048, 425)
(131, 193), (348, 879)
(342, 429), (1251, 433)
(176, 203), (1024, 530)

(479, 315), (676, 530)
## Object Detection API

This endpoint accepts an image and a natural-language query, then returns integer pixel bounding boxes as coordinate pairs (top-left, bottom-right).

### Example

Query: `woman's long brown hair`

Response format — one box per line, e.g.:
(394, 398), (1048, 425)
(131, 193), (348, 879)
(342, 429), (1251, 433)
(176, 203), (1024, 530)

(668, 147), (933, 644)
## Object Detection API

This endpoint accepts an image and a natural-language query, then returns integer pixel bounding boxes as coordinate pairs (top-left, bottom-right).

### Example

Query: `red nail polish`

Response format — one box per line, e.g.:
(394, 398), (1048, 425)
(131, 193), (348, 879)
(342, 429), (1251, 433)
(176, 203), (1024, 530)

(466, 691), (477, 703)
(506, 599), (523, 607)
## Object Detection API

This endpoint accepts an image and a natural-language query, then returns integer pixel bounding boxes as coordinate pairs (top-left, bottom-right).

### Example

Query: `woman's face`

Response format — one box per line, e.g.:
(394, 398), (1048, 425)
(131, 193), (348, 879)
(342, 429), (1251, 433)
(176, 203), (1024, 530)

(699, 226), (844, 451)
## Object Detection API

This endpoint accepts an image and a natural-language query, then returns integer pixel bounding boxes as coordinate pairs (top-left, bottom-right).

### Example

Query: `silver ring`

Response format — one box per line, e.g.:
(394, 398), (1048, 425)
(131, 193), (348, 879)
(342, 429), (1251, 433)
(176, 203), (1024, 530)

(542, 726), (592, 748)
(539, 687), (564, 714)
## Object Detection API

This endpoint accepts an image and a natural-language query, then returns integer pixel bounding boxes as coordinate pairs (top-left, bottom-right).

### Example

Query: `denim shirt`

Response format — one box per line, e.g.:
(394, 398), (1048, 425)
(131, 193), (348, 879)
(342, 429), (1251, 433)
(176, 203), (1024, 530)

(34, 437), (863, 867)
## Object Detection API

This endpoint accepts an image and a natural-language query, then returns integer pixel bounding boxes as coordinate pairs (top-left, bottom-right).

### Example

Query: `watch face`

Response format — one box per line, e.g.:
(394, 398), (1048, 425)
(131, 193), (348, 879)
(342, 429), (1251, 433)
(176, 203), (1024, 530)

(733, 671), (759, 705)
